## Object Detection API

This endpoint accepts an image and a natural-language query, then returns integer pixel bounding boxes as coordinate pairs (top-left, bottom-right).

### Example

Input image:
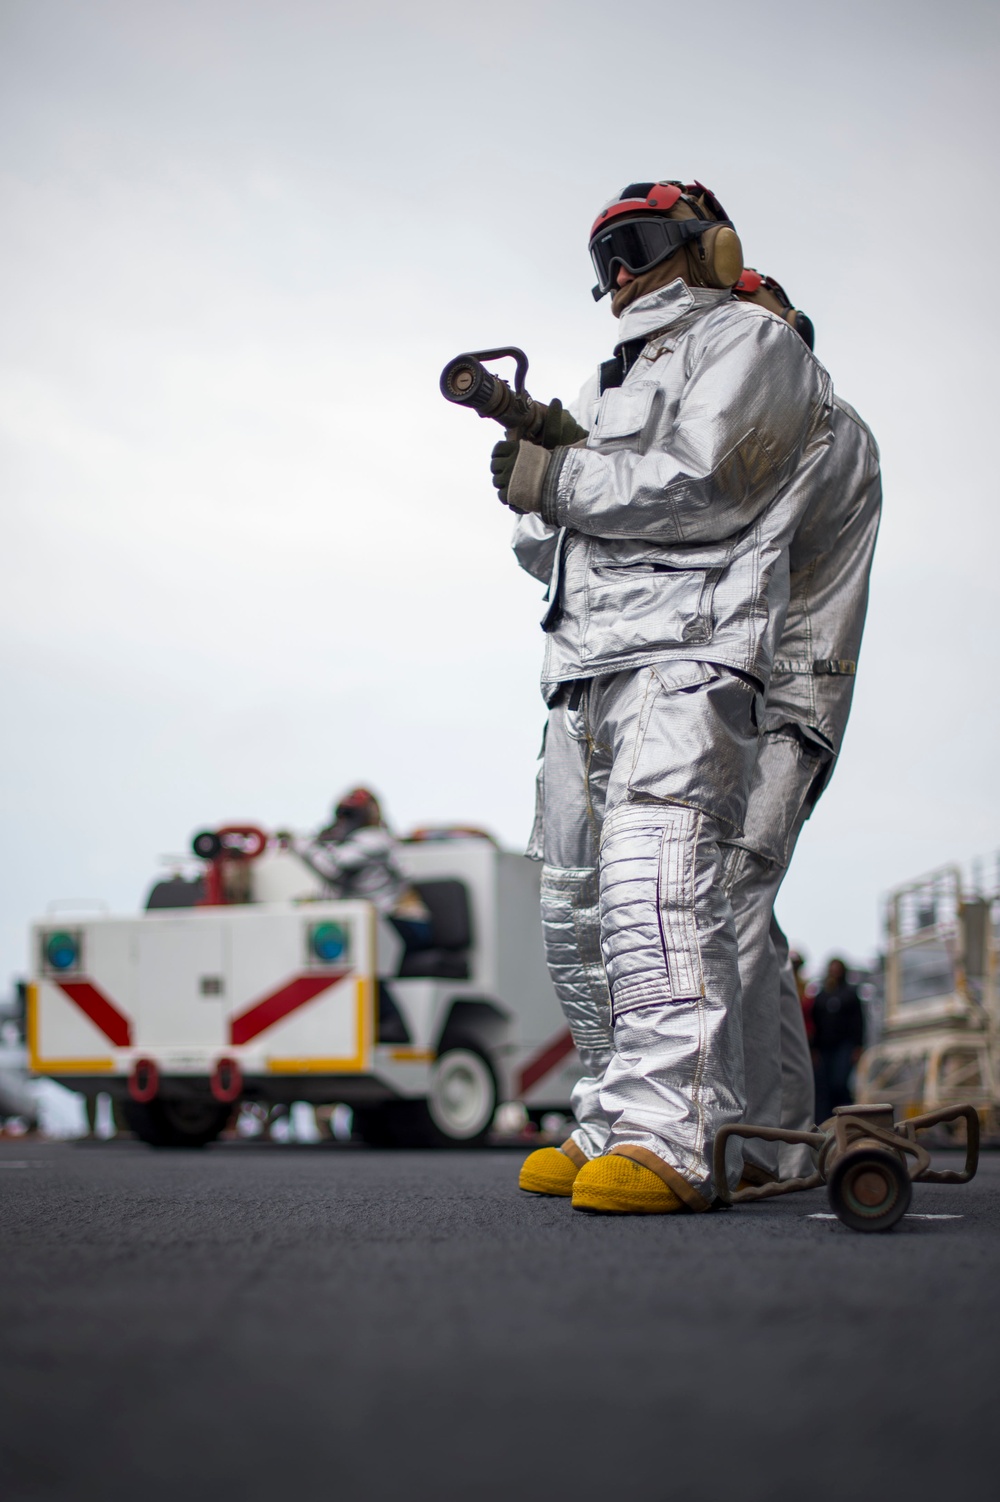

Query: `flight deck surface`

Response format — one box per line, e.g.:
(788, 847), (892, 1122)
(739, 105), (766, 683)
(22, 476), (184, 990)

(1, 1140), (996, 1502)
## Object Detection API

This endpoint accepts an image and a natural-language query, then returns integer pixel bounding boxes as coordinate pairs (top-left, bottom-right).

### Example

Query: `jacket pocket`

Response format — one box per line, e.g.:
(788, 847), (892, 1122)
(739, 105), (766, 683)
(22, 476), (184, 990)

(585, 558), (721, 653)
(588, 383), (658, 447)
(589, 538), (733, 572)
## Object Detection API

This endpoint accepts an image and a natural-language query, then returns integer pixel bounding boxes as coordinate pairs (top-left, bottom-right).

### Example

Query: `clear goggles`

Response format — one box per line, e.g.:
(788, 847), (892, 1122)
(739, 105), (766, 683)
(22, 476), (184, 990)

(589, 215), (716, 301)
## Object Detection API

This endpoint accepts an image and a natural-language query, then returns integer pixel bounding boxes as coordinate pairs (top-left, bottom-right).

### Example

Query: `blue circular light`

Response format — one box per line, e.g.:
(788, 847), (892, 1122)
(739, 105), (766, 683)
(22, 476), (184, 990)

(312, 922), (346, 963)
(46, 931), (78, 971)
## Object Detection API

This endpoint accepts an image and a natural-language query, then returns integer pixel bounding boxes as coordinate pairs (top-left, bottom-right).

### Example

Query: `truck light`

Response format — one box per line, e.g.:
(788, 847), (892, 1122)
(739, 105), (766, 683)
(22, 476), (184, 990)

(45, 930), (80, 971)
(310, 921), (348, 963)
(210, 1057), (242, 1104)
(129, 1058), (159, 1103)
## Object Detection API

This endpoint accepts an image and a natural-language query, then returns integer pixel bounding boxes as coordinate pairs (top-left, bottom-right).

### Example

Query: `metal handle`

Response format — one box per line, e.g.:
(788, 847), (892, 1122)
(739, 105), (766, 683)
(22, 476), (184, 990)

(897, 1103), (980, 1183)
(712, 1123), (825, 1205)
(441, 345), (529, 397)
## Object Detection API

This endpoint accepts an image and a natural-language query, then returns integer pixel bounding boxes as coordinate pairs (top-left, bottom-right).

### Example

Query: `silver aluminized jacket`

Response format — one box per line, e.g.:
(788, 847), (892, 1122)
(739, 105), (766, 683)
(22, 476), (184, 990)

(514, 278), (835, 1202)
(722, 396), (881, 1177)
(759, 396), (881, 759)
(514, 280), (834, 699)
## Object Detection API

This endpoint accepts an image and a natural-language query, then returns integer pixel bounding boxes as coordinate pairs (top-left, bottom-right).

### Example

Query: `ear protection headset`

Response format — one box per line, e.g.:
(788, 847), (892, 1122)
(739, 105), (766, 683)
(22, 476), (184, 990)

(688, 221), (744, 291)
(590, 180), (743, 299)
(677, 182), (744, 289)
(735, 269), (815, 350)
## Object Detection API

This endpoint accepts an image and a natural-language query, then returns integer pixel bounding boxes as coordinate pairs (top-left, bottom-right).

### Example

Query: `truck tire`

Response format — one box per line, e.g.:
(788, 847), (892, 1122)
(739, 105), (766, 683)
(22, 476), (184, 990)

(121, 1098), (232, 1148)
(354, 1044), (497, 1149)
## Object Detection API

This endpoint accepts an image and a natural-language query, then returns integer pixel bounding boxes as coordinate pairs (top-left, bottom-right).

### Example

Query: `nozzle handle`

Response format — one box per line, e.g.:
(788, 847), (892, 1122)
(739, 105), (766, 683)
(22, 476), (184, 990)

(711, 1122), (826, 1205)
(897, 1103), (980, 1183)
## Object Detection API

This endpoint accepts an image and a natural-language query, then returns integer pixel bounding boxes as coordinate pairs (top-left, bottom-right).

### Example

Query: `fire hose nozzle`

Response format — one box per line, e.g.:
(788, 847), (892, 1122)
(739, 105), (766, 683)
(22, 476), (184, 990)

(439, 346), (548, 441)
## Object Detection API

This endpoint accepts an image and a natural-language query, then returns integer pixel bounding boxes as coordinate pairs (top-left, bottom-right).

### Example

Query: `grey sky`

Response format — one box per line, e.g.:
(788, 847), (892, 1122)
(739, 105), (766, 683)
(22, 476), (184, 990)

(2, 0), (998, 985)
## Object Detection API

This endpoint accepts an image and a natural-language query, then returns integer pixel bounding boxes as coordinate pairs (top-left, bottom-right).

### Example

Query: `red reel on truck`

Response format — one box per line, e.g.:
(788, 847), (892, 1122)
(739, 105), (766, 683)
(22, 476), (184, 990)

(192, 825), (269, 905)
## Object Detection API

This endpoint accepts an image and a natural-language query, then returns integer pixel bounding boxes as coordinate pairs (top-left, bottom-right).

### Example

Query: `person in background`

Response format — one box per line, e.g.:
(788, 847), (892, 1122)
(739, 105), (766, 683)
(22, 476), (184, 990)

(811, 957), (865, 1120)
(295, 788), (432, 953)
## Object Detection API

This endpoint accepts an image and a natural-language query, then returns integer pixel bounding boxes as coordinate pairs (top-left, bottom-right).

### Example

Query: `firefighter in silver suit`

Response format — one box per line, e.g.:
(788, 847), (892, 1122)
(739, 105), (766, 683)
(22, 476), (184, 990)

(293, 788), (433, 952)
(718, 272), (881, 1180)
(496, 182), (834, 1213)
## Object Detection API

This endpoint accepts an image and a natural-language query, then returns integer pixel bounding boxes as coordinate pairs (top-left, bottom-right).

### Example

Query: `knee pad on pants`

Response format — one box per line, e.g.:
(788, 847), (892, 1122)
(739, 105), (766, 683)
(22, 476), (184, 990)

(540, 864), (612, 1064)
(599, 802), (707, 1019)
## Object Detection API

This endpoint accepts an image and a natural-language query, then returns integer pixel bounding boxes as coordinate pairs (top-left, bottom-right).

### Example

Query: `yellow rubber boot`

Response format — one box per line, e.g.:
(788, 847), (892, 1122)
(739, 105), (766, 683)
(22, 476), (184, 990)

(572, 1153), (684, 1214)
(519, 1144), (584, 1196)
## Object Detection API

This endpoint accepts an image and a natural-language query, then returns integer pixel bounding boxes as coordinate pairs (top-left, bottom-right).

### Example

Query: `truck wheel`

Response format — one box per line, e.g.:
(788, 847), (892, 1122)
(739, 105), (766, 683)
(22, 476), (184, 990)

(355, 1045), (497, 1149)
(121, 1099), (232, 1148)
(426, 1046), (497, 1146)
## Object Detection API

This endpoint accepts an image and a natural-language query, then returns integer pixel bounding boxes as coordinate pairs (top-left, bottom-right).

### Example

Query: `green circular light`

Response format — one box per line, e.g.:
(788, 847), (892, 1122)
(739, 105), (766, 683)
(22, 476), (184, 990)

(46, 931), (78, 971)
(312, 922), (346, 963)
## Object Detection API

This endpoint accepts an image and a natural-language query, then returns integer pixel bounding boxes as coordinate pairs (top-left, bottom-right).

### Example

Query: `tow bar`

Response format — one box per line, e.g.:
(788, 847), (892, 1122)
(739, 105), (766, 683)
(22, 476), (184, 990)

(714, 1102), (979, 1232)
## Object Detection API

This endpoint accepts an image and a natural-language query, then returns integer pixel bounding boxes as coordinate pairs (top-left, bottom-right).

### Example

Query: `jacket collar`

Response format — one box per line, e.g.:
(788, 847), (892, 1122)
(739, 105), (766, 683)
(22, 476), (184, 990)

(614, 278), (731, 350)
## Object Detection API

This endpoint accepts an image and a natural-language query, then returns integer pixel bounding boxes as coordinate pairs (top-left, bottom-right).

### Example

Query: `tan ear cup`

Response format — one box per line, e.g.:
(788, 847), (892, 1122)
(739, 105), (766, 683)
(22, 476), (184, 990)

(692, 224), (744, 288)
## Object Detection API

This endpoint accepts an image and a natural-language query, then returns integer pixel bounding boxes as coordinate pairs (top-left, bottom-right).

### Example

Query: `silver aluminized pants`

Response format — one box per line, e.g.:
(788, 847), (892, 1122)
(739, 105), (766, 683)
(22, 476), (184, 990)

(720, 727), (830, 1178)
(537, 660), (759, 1202)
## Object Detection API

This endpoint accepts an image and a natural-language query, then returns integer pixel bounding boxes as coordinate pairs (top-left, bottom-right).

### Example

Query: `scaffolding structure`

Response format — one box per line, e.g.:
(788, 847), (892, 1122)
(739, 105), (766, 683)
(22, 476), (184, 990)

(856, 854), (1000, 1132)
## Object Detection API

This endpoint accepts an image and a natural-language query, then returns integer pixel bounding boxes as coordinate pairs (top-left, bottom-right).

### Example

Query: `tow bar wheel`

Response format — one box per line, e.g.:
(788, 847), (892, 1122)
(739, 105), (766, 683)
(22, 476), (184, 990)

(827, 1148), (912, 1232)
(427, 1047), (497, 1142)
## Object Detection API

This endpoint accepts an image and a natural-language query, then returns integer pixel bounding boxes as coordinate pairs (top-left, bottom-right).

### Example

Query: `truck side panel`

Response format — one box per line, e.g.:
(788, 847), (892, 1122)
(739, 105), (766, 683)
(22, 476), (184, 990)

(33, 979), (116, 1069)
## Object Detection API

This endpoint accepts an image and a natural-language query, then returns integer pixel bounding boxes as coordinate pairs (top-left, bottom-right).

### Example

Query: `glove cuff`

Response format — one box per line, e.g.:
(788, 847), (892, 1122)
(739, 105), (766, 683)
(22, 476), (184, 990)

(506, 440), (552, 515)
(539, 443), (584, 526)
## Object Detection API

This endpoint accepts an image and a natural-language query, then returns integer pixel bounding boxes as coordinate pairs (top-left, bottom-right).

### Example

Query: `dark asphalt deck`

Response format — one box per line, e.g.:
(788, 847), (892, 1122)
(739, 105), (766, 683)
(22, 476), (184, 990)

(0, 1139), (997, 1502)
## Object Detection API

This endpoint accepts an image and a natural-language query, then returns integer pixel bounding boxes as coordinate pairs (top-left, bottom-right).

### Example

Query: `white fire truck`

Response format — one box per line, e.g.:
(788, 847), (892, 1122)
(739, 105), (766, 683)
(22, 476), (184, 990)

(28, 827), (580, 1148)
(856, 857), (1000, 1134)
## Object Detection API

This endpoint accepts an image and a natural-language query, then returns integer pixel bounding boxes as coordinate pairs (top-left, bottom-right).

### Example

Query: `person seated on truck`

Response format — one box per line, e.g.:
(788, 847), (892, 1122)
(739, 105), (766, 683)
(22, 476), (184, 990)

(294, 788), (433, 953)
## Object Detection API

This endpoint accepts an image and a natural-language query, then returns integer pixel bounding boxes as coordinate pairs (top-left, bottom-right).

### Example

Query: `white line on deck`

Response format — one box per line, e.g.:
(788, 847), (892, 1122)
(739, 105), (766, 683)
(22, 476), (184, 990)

(806, 1212), (963, 1221)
